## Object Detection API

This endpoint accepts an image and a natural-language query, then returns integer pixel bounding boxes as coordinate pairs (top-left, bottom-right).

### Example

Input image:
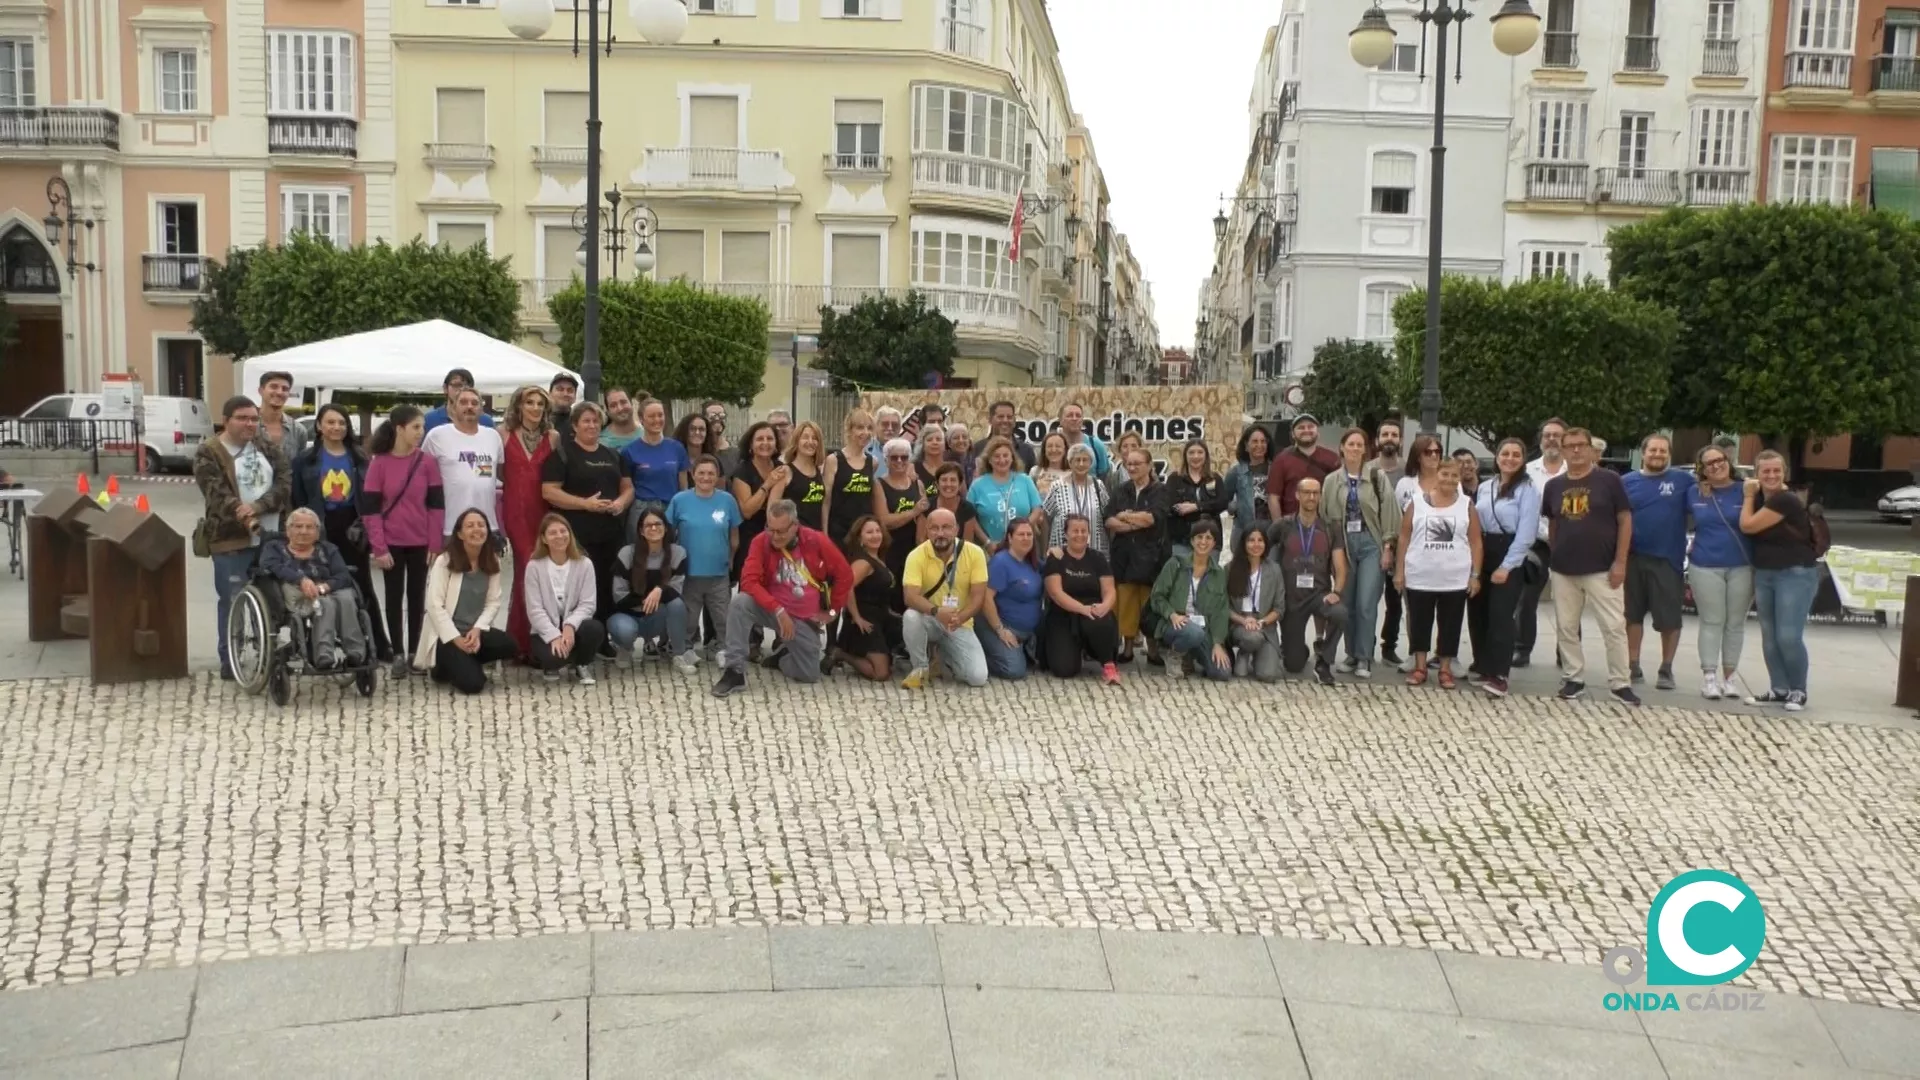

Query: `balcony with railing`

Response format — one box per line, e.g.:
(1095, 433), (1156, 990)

(1785, 51), (1853, 90)
(1873, 54), (1920, 93)
(1592, 168), (1682, 205)
(909, 150), (1021, 211)
(939, 17), (988, 61)
(1542, 30), (1578, 68)
(1525, 162), (1590, 201)
(141, 254), (208, 294)
(0, 107), (121, 150)
(1252, 342), (1291, 384)
(1685, 167), (1751, 206)
(1622, 34), (1660, 72)
(533, 144), (588, 167)
(822, 151), (891, 178)
(637, 146), (792, 191)
(1701, 37), (1740, 76)
(268, 115), (358, 157)
(424, 142), (495, 166)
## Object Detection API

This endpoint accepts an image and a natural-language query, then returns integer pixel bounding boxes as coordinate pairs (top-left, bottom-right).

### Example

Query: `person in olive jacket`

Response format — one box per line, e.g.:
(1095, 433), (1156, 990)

(1148, 520), (1233, 680)
(1104, 445), (1169, 665)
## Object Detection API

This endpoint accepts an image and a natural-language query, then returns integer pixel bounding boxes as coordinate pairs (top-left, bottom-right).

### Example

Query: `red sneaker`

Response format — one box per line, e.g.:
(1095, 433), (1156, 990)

(1483, 676), (1509, 698)
(1101, 662), (1122, 686)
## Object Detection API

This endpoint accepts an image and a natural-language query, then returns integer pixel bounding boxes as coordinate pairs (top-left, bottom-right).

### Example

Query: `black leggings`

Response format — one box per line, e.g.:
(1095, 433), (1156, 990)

(533, 619), (609, 672)
(1405, 588), (1468, 659)
(1043, 608), (1121, 677)
(324, 508), (390, 658)
(382, 546), (431, 657)
(434, 629), (518, 694)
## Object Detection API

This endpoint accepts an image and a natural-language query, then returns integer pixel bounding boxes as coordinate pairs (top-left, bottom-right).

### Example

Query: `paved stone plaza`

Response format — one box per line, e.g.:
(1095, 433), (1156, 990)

(1, 669), (1916, 1015)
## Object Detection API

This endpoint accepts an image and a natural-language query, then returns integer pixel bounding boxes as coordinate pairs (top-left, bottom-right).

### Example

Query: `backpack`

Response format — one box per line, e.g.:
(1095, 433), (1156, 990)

(1805, 505), (1832, 559)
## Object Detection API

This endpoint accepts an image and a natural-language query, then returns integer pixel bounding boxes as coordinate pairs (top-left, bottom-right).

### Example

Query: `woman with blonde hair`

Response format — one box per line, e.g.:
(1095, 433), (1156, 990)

(499, 384), (559, 660)
(523, 512), (607, 685)
(945, 423), (974, 482)
(823, 408), (877, 545)
(916, 423), (953, 487)
(782, 419), (829, 533)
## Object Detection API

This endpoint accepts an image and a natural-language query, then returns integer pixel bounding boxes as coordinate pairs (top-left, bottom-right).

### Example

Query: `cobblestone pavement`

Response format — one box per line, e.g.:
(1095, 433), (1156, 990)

(1, 668), (1917, 1012)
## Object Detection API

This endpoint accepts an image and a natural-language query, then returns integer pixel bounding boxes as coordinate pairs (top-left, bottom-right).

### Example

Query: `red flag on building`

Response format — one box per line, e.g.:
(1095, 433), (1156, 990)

(1007, 190), (1024, 262)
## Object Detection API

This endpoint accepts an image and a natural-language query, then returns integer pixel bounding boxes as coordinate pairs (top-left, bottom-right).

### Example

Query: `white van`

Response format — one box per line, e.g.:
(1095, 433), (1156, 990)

(0, 393), (214, 473)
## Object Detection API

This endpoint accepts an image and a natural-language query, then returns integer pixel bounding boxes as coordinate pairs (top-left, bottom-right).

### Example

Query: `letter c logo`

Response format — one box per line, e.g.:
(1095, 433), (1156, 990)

(1657, 880), (1748, 978)
(1645, 870), (1766, 987)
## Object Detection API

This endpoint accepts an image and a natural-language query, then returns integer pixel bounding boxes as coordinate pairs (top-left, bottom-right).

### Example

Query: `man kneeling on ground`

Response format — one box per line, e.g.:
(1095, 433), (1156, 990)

(712, 499), (852, 697)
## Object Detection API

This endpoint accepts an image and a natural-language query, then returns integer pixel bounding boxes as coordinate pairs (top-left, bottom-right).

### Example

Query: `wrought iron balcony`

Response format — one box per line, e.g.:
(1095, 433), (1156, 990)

(1592, 168), (1682, 205)
(141, 254), (208, 293)
(1684, 168), (1751, 206)
(0, 107), (120, 150)
(268, 115), (358, 157)
(1525, 162), (1589, 201)
(1785, 51), (1852, 89)
(1622, 34), (1660, 72)
(1874, 55), (1920, 92)
(1542, 30), (1578, 68)
(1701, 37), (1739, 76)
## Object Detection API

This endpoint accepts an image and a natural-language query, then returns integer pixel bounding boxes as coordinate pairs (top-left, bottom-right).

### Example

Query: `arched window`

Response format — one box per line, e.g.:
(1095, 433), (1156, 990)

(0, 225), (59, 294)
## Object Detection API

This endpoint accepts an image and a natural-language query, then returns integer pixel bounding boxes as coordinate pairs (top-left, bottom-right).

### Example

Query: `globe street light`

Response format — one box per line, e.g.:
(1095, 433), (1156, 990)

(501, 0), (687, 403)
(1348, 0), (1539, 435)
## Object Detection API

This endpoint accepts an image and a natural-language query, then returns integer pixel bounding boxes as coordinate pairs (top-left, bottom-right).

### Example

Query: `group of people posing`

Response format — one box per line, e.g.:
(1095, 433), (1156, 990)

(193, 372), (1825, 710)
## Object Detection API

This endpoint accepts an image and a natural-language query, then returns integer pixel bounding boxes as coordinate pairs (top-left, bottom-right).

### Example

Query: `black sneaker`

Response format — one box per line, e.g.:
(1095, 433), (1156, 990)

(1381, 645), (1404, 666)
(1655, 666), (1676, 691)
(1612, 686), (1643, 708)
(711, 668), (747, 698)
(1556, 679), (1586, 700)
(1314, 660), (1335, 687)
(1511, 651), (1532, 669)
(598, 641), (619, 661)
(1630, 662), (1645, 684)
(760, 646), (788, 671)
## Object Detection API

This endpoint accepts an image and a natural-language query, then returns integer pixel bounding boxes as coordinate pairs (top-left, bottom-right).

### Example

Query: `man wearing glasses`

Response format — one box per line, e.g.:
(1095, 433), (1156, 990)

(1541, 427), (1638, 706)
(424, 368), (497, 434)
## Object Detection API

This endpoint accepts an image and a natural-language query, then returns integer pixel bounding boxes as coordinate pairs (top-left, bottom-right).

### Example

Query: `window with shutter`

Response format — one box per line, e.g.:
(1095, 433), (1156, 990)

(543, 91), (588, 146)
(831, 234), (882, 287)
(833, 100), (884, 169)
(1370, 150), (1416, 214)
(654, 230), (706, 281)
(434, 222), (488, 252)
(688, 95), (739, 148)
(720, 232), (770, 283)
(542, 225), (579, 281)
(436, 89), (486, 147)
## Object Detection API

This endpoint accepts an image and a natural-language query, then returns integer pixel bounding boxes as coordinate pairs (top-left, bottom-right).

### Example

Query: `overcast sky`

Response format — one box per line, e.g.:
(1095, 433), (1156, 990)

(1046, 0), (1281, 350)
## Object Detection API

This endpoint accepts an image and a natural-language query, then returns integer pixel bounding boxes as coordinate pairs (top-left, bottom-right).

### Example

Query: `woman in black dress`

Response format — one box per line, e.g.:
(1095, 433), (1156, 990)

(729, 421), (787, 581)
(783, 420), (829, 534)
(832, 515), (894, 682)
(872, 437), (927, 579)
(822, 409), (876, 546)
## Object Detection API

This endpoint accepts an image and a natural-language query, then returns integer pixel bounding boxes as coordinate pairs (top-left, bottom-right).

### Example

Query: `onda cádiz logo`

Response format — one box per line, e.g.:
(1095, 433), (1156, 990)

(1600, 869), (1768, 1014)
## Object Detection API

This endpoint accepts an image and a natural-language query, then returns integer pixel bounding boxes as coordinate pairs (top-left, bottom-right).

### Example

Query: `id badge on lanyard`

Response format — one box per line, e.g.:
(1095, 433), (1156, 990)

(1295, 523), (1319, 591)
(941, 552), (961, 609)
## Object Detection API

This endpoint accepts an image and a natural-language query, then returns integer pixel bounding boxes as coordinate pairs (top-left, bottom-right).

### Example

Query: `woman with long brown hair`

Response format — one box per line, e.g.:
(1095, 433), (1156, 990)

(499, 384), (559, 660)
(420, 508), (516, 693)
(1466, 437), (1539, 697)
(673, 411), (716, 463)
(831, 514), (895, 682)
(783, 420), (830, 534)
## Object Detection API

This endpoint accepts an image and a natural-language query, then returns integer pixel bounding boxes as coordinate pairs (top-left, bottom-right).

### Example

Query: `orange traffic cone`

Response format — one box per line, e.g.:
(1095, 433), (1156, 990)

(135, 494), (150, 514)
(76, 474), (89, 496)
(105, 475), (119, 498)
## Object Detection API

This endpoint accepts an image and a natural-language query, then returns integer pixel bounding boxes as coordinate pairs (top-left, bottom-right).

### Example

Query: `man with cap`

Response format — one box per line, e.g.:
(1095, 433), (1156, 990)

(1264, 414), (1340, 520)
(549, 372), (580, 442)
(424, 368), (497, 434)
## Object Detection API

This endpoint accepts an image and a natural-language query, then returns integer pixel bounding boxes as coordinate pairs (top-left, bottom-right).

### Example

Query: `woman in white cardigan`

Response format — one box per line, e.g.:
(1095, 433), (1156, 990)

(417, 508), (516, 694)
(524, 512), (608, 685)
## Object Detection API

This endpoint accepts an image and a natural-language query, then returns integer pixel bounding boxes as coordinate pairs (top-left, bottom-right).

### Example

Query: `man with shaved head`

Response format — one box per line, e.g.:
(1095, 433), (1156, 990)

(899, 506), (990, 688)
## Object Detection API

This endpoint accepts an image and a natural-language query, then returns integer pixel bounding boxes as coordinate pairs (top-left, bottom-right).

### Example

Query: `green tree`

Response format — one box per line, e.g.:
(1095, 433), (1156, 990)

(1609, 202), (1920, 464)
(1298, 338), (1395, 432)
(237, 235), (521, 356)
(1390, 275), (1676, 448)
(547, 276), (769, 405)
(815, 290), (958, 393)
(190, 245), (258, 359)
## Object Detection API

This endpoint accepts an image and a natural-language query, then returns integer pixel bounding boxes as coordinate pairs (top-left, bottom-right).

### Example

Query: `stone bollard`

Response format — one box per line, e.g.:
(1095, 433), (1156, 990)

(26, 488), (105, 642)
(85, 503), (189, 684)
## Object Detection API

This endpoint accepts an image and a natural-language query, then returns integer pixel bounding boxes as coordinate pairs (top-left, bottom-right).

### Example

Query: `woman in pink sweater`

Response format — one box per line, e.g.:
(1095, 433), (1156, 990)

(362, 404), (446, 676)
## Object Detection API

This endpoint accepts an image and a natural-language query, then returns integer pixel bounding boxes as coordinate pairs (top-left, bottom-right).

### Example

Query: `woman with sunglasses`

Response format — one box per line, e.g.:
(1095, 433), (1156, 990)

(1394, 433), (1446, 512)
(874, 437), (927, 645)
(1687, 445), (1753, 701)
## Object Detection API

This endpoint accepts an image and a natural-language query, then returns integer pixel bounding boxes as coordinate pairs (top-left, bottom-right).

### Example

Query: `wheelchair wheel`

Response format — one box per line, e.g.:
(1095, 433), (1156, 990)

(268, 663), (292, 706)
(227, 585), (273, 695)
(355, 667), (378, 698)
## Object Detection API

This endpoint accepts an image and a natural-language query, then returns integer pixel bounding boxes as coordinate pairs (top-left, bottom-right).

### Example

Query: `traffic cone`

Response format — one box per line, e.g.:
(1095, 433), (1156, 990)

(135, 494), (150, 514)
(105, 475), (119, 498)
(76, 474), (89, 496)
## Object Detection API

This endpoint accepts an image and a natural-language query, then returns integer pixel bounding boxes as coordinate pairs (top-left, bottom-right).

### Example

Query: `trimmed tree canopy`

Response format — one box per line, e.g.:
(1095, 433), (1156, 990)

(1391, 275), (1676, 449)
(1609, 202), (1920, 440)
(1299, 338), (1395, 432)
(193, 235), (522, 359)
(548, 276), (769, 406)
(815, 290), (958, 394)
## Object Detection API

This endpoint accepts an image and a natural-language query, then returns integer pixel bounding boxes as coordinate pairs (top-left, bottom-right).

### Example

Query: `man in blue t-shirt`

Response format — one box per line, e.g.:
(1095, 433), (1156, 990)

(667, 457), (742, 657)
(423, 367), (497, 433)
(620, 397), (689, 510)
(1622, 434), (1689, 690)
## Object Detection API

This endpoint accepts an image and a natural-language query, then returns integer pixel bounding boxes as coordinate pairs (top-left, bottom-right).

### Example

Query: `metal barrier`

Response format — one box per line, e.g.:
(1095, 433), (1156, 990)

(0, 417), (142, 474)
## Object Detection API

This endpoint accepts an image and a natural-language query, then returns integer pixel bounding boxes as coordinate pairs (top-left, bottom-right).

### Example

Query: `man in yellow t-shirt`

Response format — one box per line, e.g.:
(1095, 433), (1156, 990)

(900, 508), (990, 688)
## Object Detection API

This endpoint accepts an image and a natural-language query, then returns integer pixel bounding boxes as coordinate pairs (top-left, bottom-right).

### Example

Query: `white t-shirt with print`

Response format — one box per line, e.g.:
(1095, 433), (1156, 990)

(423, 423), (504, 534)
(229, 440), (278, 542)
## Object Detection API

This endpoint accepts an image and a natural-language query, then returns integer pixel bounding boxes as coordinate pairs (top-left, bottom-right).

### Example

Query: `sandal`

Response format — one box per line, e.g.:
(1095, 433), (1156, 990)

(1406, 668), (1429, 687)
(1438, 669), (1457, 691)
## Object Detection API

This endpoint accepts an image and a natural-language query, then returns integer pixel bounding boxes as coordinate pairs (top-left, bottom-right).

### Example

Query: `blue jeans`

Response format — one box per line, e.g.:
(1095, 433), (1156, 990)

(1160, 620), (1230, 680)
(607, 597), (689, 656)
(976, 621), (1036, 679)
(1342, 530), (1384, 663)
(1754, 565), (1818, 694)
(213, 548), (260, 675)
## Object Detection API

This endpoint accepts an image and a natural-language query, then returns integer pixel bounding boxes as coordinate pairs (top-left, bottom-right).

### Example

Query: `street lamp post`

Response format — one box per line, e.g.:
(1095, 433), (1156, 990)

(574, 186), (658, 282)
(1349, 0), (1540, 434)
(42, 176), (96, 277)
(501, 0), (686, 403)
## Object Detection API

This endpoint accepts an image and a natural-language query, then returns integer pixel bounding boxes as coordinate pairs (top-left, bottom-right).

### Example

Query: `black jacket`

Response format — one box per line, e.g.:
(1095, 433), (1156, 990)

(290, 442), (370, 519)
(1106, 479), (1168, 584)
(1162, 470), (1229, 544)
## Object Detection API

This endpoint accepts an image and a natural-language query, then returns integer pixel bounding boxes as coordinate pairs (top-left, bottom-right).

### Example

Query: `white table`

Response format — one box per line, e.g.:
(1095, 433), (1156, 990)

(0, 488), (45, 579)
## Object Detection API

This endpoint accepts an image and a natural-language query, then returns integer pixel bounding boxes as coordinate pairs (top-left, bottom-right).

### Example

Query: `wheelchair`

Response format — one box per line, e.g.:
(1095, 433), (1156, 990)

(226, 571), (380, 705)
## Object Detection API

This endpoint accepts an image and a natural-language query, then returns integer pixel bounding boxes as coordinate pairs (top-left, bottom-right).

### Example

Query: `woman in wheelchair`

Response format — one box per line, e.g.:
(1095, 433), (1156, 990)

(260, 508), (371, 670)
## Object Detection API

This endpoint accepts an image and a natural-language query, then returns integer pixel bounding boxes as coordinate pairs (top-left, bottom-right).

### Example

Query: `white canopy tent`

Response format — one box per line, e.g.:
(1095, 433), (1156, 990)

(240, 320), (571, 399)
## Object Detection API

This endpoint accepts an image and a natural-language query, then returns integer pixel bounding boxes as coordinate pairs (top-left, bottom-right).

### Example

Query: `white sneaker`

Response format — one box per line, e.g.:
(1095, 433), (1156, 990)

(673, 650), (700, 675)
(543, 670), (562, 683)
(1701, 672), (1722, 700)
(1336, 656), (1359, 674)
(1784, 690), (1808, 712)
(574, 666), (597, 686)
(1397, 655), (1416, 674)
(1355, 661), (1372, 680)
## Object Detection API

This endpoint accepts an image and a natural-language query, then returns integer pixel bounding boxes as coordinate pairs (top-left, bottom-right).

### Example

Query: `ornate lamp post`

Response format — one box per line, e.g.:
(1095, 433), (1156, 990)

(574, 187), (658, 281)
(42, 176), (95, 277)
(1349, 0), (1540, 434)
(500, 0), (686, 403)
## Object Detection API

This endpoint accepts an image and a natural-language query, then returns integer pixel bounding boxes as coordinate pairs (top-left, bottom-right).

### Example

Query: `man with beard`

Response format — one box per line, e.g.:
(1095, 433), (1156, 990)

(1372, 419), (1407, 666)
(899, 507), (990, 688)
(712, 499), (851, 696)
(1267, 477), (1346, 686)
(1059, 402), (1113, 478)
(424, 368), (497, 434)
(600, 388), (642, 453)
(548, 372), (579, 441)
(1265, 414), (1340, 520)
(1622, 433), (1687, 690)
(972, 400), (1037, 472)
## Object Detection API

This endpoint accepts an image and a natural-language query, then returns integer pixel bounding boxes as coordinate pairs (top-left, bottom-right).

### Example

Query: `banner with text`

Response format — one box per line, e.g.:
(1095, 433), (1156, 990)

(858, 386), (1245, 477)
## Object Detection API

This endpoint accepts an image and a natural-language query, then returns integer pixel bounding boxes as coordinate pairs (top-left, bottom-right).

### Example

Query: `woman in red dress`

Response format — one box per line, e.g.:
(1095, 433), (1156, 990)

(499, 385), (560, 660)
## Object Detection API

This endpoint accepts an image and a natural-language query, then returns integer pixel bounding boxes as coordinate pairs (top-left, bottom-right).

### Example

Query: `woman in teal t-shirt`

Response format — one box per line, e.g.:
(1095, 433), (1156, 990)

(966, 435), (1043, 546)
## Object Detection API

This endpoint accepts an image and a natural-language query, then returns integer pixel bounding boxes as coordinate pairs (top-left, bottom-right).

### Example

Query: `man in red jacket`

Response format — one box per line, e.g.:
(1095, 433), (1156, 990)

(712, 498), (853, 697)
(1265, 414), (1341, 519)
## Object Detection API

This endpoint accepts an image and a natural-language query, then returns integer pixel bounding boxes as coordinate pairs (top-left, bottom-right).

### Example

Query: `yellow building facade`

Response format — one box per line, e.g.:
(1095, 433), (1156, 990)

(390, 0), (1104, 419)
